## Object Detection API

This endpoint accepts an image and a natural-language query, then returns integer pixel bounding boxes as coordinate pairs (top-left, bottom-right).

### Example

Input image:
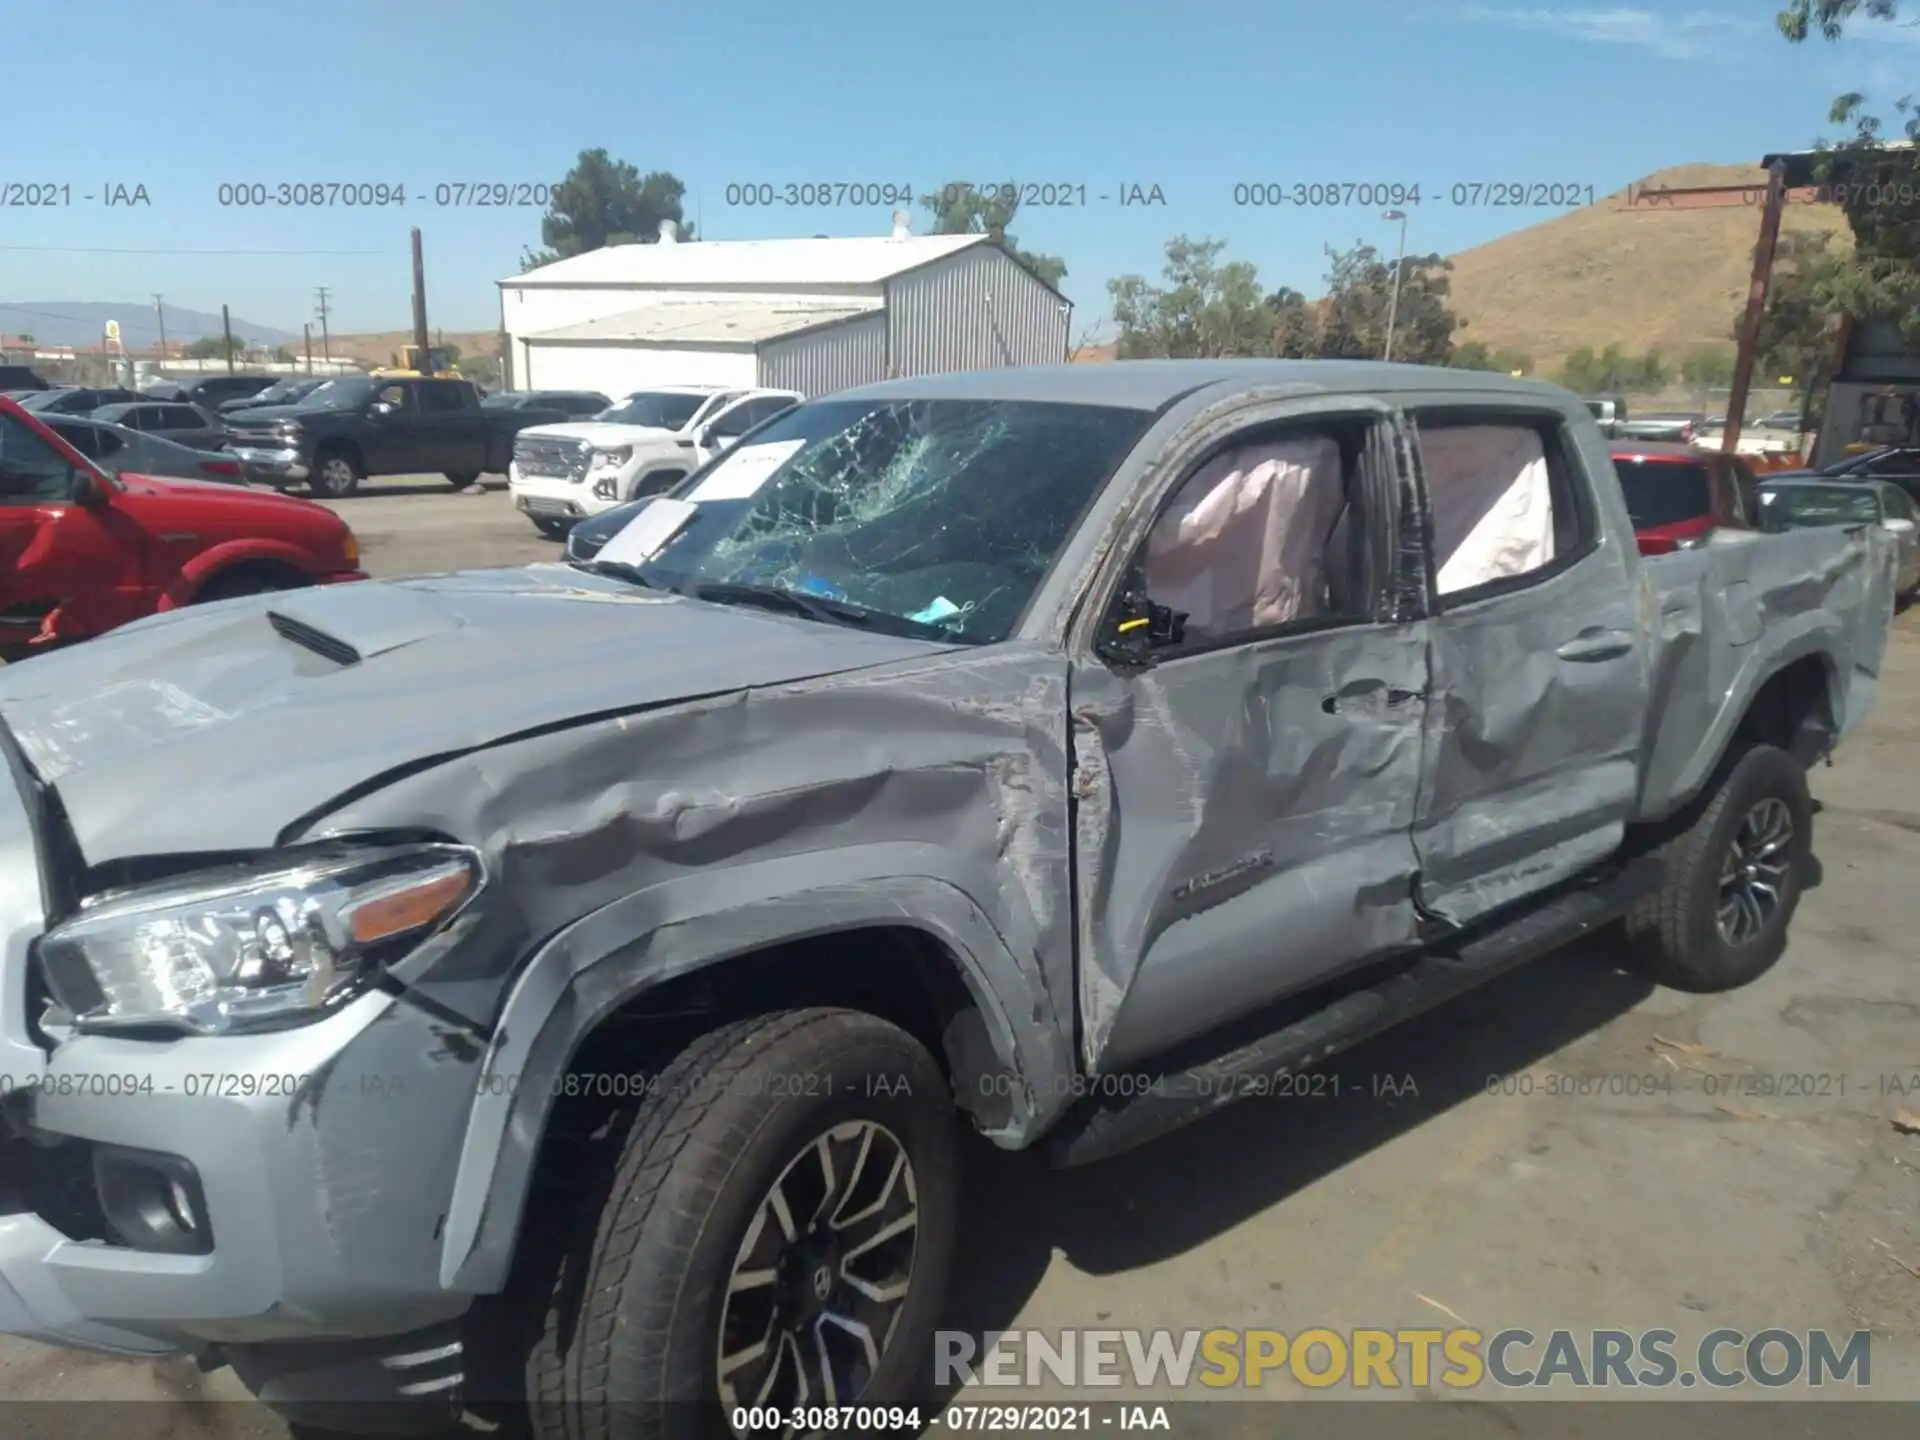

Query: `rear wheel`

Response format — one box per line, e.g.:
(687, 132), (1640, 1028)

(309, 449), (362, 498)
(530, 1008), (959, 1440)
(1620, 743), (1811, 992)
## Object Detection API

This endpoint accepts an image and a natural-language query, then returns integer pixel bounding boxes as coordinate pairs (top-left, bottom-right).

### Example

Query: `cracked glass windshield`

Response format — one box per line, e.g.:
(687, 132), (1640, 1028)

(600, 396), (1151, 642)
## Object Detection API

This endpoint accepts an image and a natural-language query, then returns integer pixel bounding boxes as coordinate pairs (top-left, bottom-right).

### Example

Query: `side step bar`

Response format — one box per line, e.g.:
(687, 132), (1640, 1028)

(1048, 855), (1664, 1168)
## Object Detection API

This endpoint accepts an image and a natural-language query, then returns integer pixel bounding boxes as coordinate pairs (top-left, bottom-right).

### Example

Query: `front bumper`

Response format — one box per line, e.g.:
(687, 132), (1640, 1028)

(0, 755), (486, 1355)
(509, 463), (625, 520)
(227, 444), (310, 485)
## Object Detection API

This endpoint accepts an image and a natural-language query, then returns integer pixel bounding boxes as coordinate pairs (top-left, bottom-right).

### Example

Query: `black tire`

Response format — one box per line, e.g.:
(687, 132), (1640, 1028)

(309, 448), (362, 498)
(447, 471), (482, 488)
(1619, 743), (1811, 992)
(193, 568), (300, 604)
(530, 1008), (959, 1440)
(533, 517), (571, 539)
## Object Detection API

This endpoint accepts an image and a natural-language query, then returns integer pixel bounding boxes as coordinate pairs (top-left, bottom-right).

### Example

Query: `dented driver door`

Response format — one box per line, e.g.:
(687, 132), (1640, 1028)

(1066, 397), (1431, 1076)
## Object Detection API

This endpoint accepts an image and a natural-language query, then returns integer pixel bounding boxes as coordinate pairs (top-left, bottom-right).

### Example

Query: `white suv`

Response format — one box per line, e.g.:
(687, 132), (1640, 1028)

(508, 386), (801, 536)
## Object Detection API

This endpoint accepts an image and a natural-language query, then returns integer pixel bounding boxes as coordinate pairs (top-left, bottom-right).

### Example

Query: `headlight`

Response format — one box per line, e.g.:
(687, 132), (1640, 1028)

(588, 447), (632, 469)
(36, 844), (483, 1036)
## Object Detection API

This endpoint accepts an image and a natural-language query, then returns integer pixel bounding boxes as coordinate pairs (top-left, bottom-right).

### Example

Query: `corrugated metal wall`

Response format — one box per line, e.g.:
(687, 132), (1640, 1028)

(758, 314), (887, 397)
(883, 246), (1068, 377)
(523, 343), (757, 394)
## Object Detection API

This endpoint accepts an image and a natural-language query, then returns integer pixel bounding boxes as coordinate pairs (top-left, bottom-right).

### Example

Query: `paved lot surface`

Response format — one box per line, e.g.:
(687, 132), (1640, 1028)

(3, 476), (1917, 1434)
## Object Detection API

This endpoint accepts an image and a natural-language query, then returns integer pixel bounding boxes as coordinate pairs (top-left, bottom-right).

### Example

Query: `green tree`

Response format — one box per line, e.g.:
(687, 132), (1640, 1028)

(1108, 237), (1277, 357)
(1557, 344), (1667, 393)
(1265, 286), (1319, 358)
(441, 342), (463, 366)
(522, 149), (695, 271)
(918, 183), (1067, 287)
(1780, 2), (1920, 335)
(184, 335), (229, 360)
(1317, 242), (1461, 364)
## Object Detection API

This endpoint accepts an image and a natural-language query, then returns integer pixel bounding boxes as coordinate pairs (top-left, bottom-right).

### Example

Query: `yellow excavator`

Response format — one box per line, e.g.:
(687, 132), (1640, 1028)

(371, 344), (461, 379)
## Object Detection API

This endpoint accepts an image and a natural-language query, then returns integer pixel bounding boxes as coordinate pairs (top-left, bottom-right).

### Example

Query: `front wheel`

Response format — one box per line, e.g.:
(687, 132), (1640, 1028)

(446, 471), (482, 489)
(309, 450), (362, 498)
(533, 517), (570, 539)
(532, 1009), (959, 1440)
(1619, 743), (1812, 992)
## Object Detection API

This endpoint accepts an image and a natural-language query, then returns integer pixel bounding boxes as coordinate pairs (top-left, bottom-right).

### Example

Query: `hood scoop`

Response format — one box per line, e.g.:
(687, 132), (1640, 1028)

(266, 583), (466, 666)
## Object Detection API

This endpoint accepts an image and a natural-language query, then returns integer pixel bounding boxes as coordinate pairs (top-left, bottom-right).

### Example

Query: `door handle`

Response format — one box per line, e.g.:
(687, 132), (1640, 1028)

(1322, 682), (1424, 715)
(1555, 628), (1635, 662)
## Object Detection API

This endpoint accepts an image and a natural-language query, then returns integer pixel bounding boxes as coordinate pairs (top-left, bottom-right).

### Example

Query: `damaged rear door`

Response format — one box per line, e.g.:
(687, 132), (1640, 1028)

(1067, 396), (1430, 1074)
(1404, 402), (1651, 927)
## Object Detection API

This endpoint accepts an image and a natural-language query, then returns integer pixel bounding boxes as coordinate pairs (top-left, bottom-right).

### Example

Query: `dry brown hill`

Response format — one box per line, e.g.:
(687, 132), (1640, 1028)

(1446, 162), (1849, 374)
(322, 329), (500, 368)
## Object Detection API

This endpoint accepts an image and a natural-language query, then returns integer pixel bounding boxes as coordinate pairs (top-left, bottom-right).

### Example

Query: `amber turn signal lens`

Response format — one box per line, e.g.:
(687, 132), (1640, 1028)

(346, 869), (473, 944)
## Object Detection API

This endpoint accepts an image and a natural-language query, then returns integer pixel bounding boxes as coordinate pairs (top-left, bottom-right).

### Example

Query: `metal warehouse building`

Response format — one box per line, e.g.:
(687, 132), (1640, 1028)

(498, 219), (1070, 399)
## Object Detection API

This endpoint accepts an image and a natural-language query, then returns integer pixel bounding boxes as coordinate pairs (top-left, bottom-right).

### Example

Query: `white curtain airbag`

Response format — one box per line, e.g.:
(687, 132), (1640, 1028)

(1143, 436), (1345, 637)
(1422, 425), (1555, 593)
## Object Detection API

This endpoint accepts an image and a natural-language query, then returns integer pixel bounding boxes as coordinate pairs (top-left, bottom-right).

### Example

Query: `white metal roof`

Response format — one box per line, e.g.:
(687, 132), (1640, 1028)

(526, 299), (882, 346)
(504, 234), (988, 289)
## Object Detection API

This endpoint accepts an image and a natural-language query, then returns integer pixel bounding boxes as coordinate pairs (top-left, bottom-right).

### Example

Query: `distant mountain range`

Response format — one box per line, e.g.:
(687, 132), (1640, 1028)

(0, 302), (297, 349)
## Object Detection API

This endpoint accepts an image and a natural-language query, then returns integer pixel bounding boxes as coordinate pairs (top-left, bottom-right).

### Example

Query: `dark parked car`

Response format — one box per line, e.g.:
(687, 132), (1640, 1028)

(39, 415), (248, 485)
(482, 389), (611, 420)
(224, 375), (548, 496)
(175, 373), (279, 410)
(1817, 445), (1920, 506)
(0, 366), (49, 391)
(1611, 441), (1761, 555)
(90, 400), (229, 453)
(13, 386), (142, 416)
(218, 376), (329, 415)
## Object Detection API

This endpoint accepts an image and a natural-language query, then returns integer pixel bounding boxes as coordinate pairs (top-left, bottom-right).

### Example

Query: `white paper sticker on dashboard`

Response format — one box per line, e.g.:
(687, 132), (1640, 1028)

(686, 440), (805, 502)
(596, 496), (699, 565)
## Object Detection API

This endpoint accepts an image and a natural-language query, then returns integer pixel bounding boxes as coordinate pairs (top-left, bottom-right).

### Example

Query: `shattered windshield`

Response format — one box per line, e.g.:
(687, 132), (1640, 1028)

(624, 397), (1150, 643)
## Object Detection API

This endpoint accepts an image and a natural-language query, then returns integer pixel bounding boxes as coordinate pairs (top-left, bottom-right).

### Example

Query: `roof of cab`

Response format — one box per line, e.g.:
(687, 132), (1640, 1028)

(830, 359), (1575, 412)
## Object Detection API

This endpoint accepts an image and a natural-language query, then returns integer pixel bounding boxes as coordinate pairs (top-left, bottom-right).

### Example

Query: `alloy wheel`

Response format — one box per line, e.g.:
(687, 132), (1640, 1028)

(716, 1120), (919, 1428)
(1716, 797), (1795, 946)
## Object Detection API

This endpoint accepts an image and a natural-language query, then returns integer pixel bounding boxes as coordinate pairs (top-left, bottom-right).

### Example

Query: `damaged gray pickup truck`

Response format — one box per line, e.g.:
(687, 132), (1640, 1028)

(0, 361), (1898, 1438)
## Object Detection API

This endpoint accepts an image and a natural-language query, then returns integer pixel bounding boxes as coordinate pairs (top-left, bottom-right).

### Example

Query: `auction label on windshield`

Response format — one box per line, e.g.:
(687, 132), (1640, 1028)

(688, 440), (806, 502)
(597, 497), (699, 566)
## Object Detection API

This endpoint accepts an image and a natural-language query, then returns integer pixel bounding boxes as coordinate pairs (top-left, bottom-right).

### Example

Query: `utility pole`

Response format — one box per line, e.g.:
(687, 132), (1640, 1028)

(314, 287), (332, 362)
(221, 304), (235, 374)
(1722, 160), (1789, 456)
(304, 323), (314, 375)
(152, 294), (167, 362)
(411, 228), (431, 372)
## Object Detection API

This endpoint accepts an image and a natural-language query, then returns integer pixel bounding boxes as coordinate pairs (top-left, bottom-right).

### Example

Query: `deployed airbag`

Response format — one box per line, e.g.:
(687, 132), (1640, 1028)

(1421, 424), (1555, 593)
(1143, 436), (1345, 637)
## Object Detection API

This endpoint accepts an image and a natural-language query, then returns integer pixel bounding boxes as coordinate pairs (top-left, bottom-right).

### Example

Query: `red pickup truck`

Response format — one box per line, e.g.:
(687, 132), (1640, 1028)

(0, 396), (366, 659)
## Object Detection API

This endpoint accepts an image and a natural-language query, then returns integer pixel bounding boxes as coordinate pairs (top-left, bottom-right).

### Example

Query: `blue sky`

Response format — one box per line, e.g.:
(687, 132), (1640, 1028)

(4, 0), (1917, 344)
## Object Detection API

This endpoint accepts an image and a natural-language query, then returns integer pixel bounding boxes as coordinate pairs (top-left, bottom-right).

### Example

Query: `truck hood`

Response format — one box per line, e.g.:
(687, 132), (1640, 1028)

(0, 565), (957, 864)
(513, 421), (687, 449)
(112, 470), (337, 518)
(225, 403), (334, 428)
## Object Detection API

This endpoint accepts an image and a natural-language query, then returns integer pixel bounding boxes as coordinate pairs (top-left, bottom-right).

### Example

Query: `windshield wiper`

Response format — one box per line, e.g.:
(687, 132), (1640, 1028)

(686, 580), (874, 629)
(570, 558), (665, 590)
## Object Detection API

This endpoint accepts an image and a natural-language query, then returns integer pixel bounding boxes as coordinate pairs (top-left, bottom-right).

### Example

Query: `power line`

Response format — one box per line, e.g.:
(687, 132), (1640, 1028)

(0, 245), (390, 255)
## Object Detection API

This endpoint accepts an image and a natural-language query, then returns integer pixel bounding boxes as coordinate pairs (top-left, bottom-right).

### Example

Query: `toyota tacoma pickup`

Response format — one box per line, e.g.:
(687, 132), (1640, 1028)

(0, 397), (365, 659)
(226, 376), (541, 497)
(0, 362), (1896, 1438)
(508, 385), (799, 536)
